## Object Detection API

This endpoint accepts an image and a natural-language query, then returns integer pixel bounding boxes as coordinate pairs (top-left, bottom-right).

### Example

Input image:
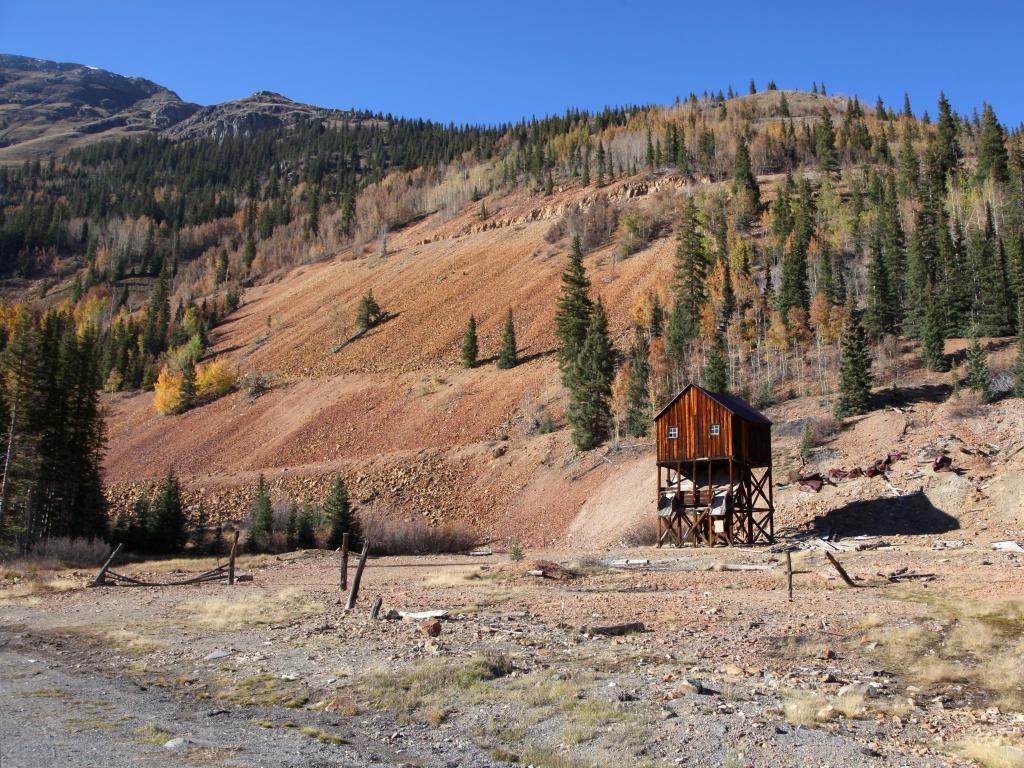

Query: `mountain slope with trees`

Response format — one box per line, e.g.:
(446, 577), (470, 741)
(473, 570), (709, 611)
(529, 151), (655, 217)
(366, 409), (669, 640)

(1, 60), (1023, 552)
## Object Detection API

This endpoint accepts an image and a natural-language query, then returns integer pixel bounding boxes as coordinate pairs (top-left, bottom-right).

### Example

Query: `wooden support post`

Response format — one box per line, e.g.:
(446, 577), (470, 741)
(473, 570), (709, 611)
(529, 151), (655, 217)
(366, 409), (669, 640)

(92, 543), (123, 587)
(786, 551), (793, 601)
(339, 532), (350, 591)
(370, 595), (383, 619)
(824, 551), (859, 588)
(228, 530), (239, 585)
(345, 540), (370, 611)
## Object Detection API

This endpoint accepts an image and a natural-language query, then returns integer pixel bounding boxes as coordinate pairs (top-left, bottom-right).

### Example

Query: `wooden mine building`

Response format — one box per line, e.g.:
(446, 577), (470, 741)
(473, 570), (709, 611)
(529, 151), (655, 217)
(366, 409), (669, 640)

(654, 384), (774, 547)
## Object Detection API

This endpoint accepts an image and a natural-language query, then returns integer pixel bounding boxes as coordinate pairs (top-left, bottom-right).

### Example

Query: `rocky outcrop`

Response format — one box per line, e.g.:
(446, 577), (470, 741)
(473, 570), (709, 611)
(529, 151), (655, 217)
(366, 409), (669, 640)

(162, 91), (372, 141)
(0, 53), (199, 162)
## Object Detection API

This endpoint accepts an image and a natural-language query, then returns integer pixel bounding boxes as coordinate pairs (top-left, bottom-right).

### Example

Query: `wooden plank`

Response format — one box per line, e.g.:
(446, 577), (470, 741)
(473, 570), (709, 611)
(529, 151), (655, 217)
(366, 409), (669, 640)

(345, 540), (370, 610)
(92, 543), (123, 587)
(824, 551), (859, 588)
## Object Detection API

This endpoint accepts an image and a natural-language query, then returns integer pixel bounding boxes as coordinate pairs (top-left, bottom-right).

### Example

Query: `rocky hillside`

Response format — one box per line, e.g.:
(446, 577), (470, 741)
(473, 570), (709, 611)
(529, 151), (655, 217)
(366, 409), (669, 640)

(0, 54), (198, 163)
(101, 173), (1024, 550)
(162, 90), (373, 141)
(0, 55), (373, 163)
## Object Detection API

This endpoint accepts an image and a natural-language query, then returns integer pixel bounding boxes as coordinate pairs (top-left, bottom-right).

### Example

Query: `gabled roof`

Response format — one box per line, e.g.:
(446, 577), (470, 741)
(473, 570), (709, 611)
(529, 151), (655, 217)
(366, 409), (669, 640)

(653, 383), (772, 425)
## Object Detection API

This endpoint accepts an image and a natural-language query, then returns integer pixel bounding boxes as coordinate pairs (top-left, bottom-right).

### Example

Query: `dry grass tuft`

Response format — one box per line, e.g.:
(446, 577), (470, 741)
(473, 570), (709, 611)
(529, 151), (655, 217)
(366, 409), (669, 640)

(423, 567), (486, 587)
(178, 588), (319, 630)
(359, 653), (512, 721)
(957, 739), (1024, 768)
(132, 723), (171, 745)
(872, 594), (1024, 711)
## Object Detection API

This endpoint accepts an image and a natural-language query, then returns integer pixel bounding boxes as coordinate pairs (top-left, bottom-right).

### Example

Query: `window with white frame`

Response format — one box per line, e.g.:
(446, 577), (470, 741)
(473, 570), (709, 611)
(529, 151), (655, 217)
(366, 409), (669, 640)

(667, 426), (679, 439)
(710, 423), (720, 437)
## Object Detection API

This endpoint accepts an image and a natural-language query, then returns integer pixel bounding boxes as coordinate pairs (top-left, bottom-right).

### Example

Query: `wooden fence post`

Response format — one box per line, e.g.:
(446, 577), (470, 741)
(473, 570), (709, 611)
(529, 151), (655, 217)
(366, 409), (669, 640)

(345, 540), (369, 611)
(786, 551), (793, 601)
(92, 543), (123, 587)
(339, 532), (350, 591)
(228, 530), (239, 586)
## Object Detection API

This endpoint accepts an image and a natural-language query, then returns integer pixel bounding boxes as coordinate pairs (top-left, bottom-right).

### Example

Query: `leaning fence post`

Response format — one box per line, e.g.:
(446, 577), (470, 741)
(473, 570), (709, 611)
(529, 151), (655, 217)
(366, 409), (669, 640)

(339, 532), (350, 591)
(92, 542), (123, 587)
(345, 540), (370, 611)
(785, 551), (794, 601)
(228, 530), (239, 586)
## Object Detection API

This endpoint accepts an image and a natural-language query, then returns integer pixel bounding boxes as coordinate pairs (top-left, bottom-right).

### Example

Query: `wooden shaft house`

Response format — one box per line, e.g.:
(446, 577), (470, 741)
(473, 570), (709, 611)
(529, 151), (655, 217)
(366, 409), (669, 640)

(654, 384), (774, 547)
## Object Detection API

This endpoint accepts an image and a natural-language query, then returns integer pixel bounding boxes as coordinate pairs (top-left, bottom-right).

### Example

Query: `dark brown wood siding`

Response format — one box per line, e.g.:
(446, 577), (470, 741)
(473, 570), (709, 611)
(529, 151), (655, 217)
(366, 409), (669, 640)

(656, 386), (772, 467)
(656, 387), (733, 464)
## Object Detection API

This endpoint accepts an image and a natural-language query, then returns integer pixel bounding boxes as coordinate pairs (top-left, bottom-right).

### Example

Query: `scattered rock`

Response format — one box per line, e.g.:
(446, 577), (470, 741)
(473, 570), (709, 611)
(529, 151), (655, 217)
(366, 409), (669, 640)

(204, 649), (232, 661)
(163, 737), (189, 750)
(418, 618), (442, 638)
(815, 705), (838, 721)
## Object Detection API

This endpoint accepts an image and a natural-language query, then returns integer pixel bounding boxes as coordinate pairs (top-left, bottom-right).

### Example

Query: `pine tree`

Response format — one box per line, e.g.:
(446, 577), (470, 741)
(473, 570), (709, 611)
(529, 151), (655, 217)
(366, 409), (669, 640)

(864, 227), (897, 336)
(933, 91), (960, 179)
(179, 357), (197, 411)
(148, 469), (186, 554)
(975, 205), (1012, 336)
(496, 308), (518, 369)
(460, 315), (478, 368)
(896, 121), (920, 198)
(964, 335), (991, 399)
(248, 473), (274, 553)
(834, 298), (873, 417)
(732, 136), (760, 229)
(566, 299), (614, 451)
(778, 228), (810, 318)
(921, 282), (949, 371)
(286, 502), (299, 550)
(814, 108), (839, 175)
(554, 236), (593, 379)
(296, 500), (318, 549)
(665, 197), (705, 383)
(355, 290), (382, 331)
(624, 327), (651, 437)
(324, 473), (359, 549)
(702, 334), (728, 393)
(976, 103), (1009, 183)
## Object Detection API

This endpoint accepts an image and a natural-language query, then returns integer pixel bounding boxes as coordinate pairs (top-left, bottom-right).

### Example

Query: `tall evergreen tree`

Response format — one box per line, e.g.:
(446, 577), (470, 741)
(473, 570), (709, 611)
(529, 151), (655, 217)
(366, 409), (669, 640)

(624, 327), (651, 438)
(147, 469), (186, 554)
(976, 104), (1009, 183)
(496, 308), (518, 369)
(460, 315), (478, 368)
(834, 298), (873, 417)
(814, 108), (839, 175)
(702, 334), (728, 393)
(324, 474), (358, 549)
(920, 281), (949, 372)
(566, 300), (614, 451)
(554, 236), (593, 380)
(248, 473), (274, 552)
(964, 335), (991, 399)
(864, 226), (898, 336)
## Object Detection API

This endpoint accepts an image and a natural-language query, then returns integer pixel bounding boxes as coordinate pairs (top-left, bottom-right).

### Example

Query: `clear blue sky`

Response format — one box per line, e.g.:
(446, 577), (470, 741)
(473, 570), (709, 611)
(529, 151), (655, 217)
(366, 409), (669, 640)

(2, 1), (1022, 127)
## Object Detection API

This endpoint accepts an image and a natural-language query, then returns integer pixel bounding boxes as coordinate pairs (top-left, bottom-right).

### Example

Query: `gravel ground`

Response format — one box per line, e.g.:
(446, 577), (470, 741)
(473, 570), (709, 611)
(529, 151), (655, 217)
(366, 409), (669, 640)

(2, 544), (1022, 767)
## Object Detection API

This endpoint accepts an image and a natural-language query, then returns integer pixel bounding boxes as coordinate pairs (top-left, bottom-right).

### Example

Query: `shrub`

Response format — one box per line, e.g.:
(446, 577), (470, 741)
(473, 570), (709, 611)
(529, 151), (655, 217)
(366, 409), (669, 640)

(621, 516), (658, 546)
(359, 510), (477, 555)
(153, 367), (183, 415)
(20, 536), (109, 567)
(509, 540), (524, 561)
(197, 360), (238, 399)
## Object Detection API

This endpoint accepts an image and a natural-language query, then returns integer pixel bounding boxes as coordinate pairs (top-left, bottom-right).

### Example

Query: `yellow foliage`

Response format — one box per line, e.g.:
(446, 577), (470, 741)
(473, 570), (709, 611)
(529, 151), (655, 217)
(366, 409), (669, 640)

(153, 367), (183, 415)
(196, 360), (237, 399)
